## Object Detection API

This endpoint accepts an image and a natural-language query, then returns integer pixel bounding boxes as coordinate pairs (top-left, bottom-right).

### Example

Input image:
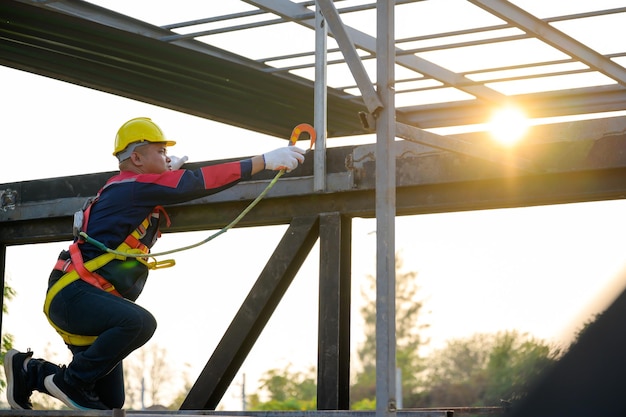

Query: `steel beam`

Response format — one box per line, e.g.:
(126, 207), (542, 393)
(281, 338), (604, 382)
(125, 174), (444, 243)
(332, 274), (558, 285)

(0, 0), (366, 139)
(317, 213), (352, 410)
(375, 2), (396, 416)
(398, 84), (626, 129)
(395, 122), (538, 172)
(314, 4), (328, 192)
(4, 162), (624, 246)
(3, 120), (626, 244)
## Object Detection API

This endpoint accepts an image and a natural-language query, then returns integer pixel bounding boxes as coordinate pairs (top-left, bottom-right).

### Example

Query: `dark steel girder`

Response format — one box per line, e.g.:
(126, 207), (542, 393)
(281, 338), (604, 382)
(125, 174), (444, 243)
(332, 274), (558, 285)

(2, 127), (626, 246)
(0, 0), (367, 139)
(317, 213), (352, 410)
(398, 84), (626, 129)
(2, 165), (625, 245)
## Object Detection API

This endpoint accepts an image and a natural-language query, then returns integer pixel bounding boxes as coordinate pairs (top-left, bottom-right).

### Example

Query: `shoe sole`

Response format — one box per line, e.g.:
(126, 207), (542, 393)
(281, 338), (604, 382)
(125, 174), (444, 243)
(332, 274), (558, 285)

(4, 349), (24, 410)
(44, 374), (86, 411)
(44, 374), (110, 411)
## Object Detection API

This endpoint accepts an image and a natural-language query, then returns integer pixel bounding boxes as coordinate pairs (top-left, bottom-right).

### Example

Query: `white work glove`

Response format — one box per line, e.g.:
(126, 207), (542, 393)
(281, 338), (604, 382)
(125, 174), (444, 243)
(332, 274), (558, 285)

(169, 155), (188, 170)
(263, 146), (306, 172)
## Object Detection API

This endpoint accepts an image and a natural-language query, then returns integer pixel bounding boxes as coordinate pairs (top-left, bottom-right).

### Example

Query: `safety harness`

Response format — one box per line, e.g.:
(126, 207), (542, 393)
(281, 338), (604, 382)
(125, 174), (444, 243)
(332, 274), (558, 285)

(44, 195), (175, 346)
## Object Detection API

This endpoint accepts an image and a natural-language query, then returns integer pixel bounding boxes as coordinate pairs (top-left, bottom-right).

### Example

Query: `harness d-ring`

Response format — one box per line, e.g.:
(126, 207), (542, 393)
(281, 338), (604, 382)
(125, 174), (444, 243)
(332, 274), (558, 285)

(290, 123), (316, 149)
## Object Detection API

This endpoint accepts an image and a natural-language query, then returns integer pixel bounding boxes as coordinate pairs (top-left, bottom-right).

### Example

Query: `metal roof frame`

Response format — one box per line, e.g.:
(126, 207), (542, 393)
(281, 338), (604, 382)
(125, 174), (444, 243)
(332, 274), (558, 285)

(2, 1), (626, 138)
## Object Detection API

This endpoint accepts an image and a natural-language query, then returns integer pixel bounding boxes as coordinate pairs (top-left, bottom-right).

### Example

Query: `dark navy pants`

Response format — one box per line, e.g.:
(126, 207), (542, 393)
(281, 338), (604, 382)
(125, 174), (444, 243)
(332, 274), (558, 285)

(43, 278), (157, 408)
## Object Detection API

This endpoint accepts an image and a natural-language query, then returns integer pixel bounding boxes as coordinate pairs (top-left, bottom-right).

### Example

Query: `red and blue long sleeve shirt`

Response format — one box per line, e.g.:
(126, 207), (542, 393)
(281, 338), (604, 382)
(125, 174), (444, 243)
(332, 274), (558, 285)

(72, 159), (253, 299)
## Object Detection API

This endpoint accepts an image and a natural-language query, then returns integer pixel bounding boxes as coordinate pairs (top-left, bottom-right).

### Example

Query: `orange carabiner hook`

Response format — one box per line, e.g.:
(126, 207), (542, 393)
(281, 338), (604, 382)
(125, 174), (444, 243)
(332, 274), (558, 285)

(289, 123), (316, 149)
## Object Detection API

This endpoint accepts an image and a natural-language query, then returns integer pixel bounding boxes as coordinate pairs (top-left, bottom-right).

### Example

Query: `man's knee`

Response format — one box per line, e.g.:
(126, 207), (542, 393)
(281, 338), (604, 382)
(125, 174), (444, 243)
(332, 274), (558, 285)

(136, 309), (157, 343)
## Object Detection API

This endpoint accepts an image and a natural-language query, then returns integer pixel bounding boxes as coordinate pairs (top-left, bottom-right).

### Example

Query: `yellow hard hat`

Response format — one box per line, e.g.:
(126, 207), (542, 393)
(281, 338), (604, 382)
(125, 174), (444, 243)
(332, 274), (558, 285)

(113, 117), (176, 160)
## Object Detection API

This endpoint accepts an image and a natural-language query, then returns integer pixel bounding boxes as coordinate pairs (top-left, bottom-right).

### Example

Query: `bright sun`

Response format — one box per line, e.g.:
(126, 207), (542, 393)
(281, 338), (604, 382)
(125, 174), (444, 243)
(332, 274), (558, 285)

(488, 106), (529, 145)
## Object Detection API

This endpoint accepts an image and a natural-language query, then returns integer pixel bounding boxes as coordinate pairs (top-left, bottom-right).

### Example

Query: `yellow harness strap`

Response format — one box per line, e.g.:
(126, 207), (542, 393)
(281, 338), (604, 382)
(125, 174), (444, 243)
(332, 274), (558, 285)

(118, 208), (175, 270)
(44, 208), (175, 346)
(43, 252), (117, 346)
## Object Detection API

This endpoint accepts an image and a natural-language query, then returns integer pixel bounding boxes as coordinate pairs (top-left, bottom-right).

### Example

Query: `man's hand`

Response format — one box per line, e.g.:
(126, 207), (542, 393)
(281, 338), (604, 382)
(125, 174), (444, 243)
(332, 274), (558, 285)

(263, 147), (306, 172)
(169, 155), (188, 170)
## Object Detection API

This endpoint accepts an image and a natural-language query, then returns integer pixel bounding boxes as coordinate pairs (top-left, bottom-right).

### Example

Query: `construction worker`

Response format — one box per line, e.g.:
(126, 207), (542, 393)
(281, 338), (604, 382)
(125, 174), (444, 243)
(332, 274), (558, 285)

(3, 117), (306, 410)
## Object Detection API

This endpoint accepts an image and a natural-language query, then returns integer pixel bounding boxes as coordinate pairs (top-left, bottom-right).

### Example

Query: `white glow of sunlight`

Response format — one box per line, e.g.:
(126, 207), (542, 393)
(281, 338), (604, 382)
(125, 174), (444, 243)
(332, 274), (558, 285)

(488, 106), (529, 145)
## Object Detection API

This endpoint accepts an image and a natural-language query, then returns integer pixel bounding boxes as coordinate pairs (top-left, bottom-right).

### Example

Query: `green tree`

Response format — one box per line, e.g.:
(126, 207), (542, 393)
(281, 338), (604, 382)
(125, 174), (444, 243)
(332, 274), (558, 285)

(351, 253), (429, 408)
(415, 330), (561, 407)
(248, 365), (317, 410)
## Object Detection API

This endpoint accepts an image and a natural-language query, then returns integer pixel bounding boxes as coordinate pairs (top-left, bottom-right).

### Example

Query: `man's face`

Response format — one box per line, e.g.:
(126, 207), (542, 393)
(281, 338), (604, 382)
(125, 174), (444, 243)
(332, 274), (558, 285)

(134, 142), (171, 174)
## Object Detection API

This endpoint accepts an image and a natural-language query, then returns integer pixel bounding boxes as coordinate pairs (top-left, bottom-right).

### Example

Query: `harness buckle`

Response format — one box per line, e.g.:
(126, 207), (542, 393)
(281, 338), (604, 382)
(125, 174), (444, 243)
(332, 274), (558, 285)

(140, 257), (176, 270)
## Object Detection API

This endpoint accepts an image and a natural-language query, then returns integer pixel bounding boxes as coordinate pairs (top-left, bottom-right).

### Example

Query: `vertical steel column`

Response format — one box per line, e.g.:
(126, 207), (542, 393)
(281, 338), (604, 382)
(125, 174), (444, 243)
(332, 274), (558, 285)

(314, 3), (327, 192)
(315, 0), (383, 114)
(375, 2), (396, 417)
(317, 212), (352, 409)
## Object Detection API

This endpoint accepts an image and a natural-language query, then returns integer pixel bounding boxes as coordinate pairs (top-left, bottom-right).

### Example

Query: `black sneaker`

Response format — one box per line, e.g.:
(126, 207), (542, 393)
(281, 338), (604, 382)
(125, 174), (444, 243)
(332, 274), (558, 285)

(44, 369), (109, 410)
(4, 349), (34, 409)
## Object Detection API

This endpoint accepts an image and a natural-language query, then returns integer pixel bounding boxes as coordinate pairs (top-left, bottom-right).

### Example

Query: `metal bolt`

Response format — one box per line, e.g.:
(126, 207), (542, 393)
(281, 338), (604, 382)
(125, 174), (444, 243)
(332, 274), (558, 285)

(0, 189), (17, 212)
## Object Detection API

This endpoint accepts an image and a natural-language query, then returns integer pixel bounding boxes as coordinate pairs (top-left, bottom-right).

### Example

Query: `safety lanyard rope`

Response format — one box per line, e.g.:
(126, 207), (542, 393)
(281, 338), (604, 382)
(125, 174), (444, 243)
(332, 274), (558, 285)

(79, 123), (316, 260)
